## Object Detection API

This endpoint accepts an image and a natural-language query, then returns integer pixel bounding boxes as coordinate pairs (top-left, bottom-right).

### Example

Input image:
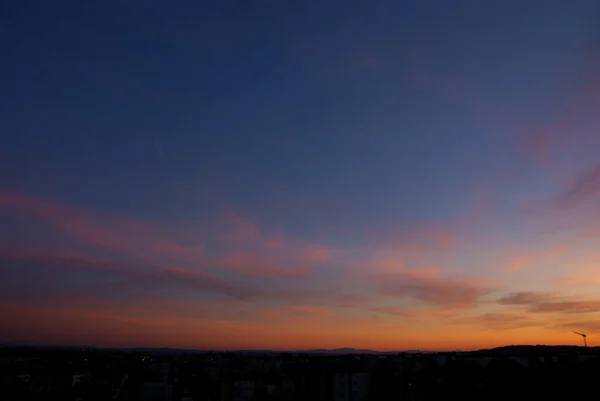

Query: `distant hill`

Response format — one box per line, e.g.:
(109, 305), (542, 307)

(3, 344), (592, 356)
(0, 344), (437, 355)
(301, 348), (378, 354)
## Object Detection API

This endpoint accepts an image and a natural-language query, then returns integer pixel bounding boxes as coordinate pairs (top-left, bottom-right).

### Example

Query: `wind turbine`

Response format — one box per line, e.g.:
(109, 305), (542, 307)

(573, 331), (587, 347)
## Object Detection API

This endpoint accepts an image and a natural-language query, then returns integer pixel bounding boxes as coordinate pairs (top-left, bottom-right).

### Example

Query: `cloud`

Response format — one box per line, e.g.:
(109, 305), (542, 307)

(287, 305), (331, 316)
(258, 312), (285, 320)
(317, 184), (494, 260)
(497, 291), (600, 314)
(368, 306), (454, 319)
(439, 311), (542, 332)
(517, 119), (571, 166)
(0, 243), (345, 320)
(0, 190), (188, 261)
(0, 189), (332, 280)
(504, 244), (566, 272)
(551, 320), (600, 333)
(529, 300), (600, 314)
(0, 248), (253, 301)
(256, 305), (332, 323)
(371, 266), (492, 309)
(515, 65), (600, 168)
(0, 300), (268, 349)
(476, 312), (540, 330)
(497, 291), (555, 306)
(220, 211), (261, 242)
(557, 163), (600, 207)
(506, 257), (533, 272)
(217, 253), (315, 279)
(480, 312), (528, 322)
(554, 268), (600, 288)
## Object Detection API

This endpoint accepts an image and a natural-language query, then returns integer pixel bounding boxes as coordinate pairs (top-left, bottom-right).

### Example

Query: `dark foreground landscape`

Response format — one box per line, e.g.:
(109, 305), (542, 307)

(1, 344), (599, 401)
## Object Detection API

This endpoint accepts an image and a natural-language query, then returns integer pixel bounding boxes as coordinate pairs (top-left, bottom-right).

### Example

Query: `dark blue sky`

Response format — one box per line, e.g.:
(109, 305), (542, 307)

(2, 0), (600, 349)
(3, 0), (597, 231)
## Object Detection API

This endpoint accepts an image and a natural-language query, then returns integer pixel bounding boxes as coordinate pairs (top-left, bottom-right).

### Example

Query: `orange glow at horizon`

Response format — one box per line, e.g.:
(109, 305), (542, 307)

(2, 183), (600, 351)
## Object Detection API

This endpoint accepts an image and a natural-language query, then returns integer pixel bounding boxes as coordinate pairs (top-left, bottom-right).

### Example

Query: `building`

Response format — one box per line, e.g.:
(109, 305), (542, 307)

(333, 372), (369, 401)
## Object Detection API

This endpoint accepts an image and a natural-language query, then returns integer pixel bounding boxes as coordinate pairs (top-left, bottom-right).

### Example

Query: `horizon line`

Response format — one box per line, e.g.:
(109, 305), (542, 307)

(1, 343), (592, 353)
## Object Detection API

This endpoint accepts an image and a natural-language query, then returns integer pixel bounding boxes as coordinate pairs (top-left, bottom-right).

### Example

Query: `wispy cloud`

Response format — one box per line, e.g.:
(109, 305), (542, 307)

(468, 312), (540, 331)
(497, 291), (555, 306)
(554, 268), (600, 288)
(551, 320), (600, 333)
(497, 291), (600, 314)
(287, 305), (331, 316)
(0, 248), (253, 301)
(368, 306), (454, 319)
(557, 163), (600, 208)
(0, 190), (332, 280)
(366, 265), (493, 310)
(504, 243), (566, 272)
(256, 305), (332, 322)
(1, 183), (593, 347)
(516, 65), (600, 168)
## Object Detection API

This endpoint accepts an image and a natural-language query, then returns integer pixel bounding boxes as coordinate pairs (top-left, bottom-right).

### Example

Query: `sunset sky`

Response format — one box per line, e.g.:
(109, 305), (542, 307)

(2, 1), (600, 351)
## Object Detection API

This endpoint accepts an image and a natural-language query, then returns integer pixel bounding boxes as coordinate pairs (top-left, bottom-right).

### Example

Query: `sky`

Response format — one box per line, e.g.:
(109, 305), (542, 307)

(1, 0), (600, 351)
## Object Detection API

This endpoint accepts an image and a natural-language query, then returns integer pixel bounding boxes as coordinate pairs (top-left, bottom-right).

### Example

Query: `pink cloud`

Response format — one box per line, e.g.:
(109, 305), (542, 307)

(502, 241), (569, 273)
(0, 190), (183, 261)
(0, 189), (332, 280)
(218, 253), (314, 279)
(220, 211), (260, 242)
(303, 245), (332, 262)
(355, 184), (496, 261)
(517, 120), (569, 166)
(515, 70), (600, 168)
(506, 256), (533, 272)
(364, 264), (492, 310)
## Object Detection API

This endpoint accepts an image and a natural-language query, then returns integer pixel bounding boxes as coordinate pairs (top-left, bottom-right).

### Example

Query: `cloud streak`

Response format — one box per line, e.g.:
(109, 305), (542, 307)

(0, 190), (332, 280)
(373, 267), (491, 309)
(558, 163), (600, 208)
(498, 291), (600, 314)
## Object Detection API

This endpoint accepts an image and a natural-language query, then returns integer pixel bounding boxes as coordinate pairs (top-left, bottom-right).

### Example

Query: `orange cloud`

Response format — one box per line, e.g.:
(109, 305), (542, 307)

(497, 291), (554, 306)
(555, 268), (600, 288)
(369, 306), (454, 319)
(501, 240), (570, 273)
(506, 257), (532, 272)
(4, 184), (595, 350)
